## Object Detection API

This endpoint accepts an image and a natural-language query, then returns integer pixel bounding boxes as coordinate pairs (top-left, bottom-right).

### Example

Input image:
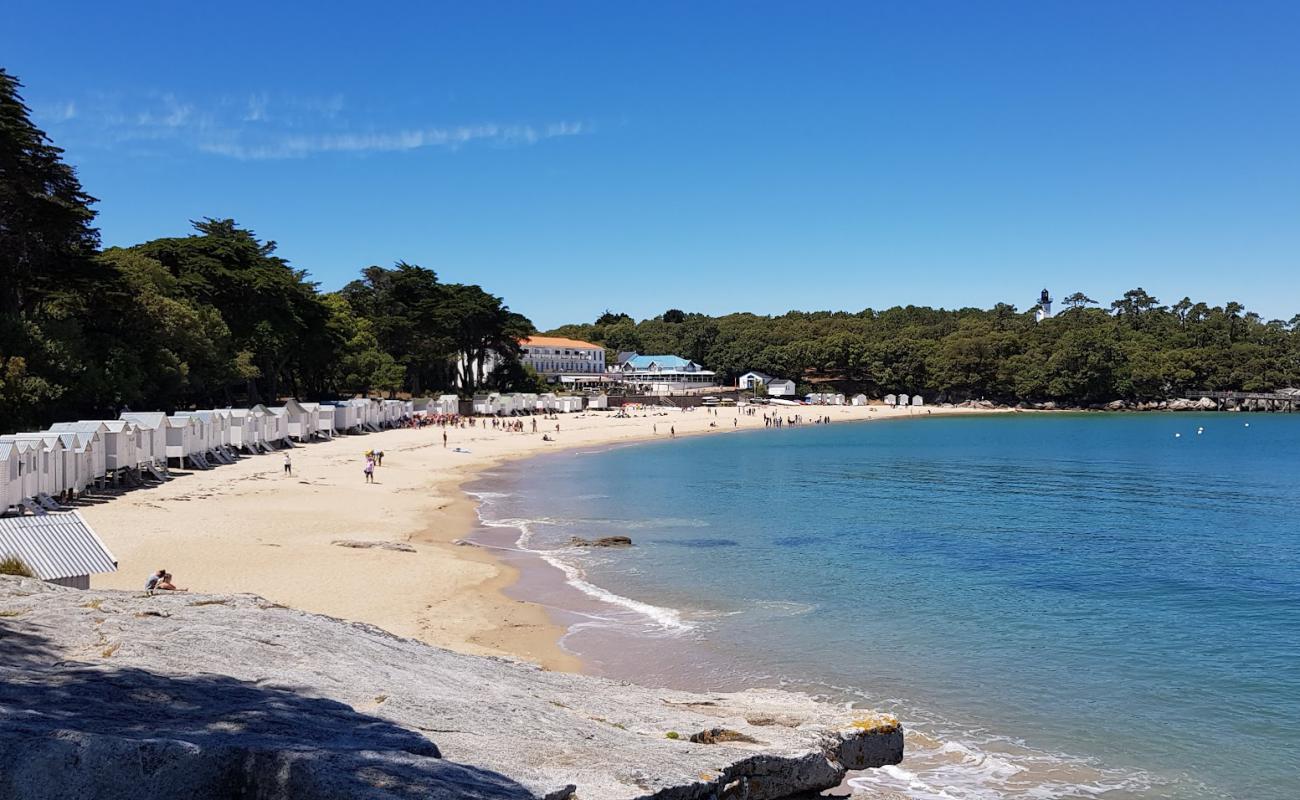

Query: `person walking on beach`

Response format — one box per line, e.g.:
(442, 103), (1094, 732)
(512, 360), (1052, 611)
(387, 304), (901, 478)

(364, 457), (375, 483)
(443, 430), (448, 448)
(670, 426), (676, 438)
(283, 454), (292, 476)
(376, 450), (384, 467)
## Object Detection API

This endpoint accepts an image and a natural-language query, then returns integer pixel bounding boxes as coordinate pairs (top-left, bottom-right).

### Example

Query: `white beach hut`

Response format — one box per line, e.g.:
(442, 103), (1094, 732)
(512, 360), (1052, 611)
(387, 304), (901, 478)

(346, 399), (380, 432)
(898, 393), (911, 408)
(315, 404), (338, 438)
(0, 442), (20, 515)
(0, 438), (48, 511)
(47, 427), (105, 489)
(191, 412), (236, 463)
(0, 511), (118, 588)
(326, 401), (358, 434)
(262, 405), (291, 447)
(0, 435), (68, 506)
(241, 404), (277, 449)
(118, 413), (168, 472)
(472, 393), (496, 415)
(299, 402), (327, 440)
(911, 394), (925, 407)
(228, 407), (264, 452)
(51, 421), (130, 475)
(13, 440), (42, 511)
(164, 415), (206, 468)
(269, 399), (315, 442)
(435, 395), (460, 416)
(884, 394), (897, 407)
(100, 420), (144, 473)
(50, 432), (93, 495)
(852, 394), (869, 406)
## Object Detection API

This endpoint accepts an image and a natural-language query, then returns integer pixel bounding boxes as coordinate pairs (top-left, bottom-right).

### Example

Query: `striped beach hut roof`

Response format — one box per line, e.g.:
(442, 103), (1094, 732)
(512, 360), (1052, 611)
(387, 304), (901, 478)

(0, 512), (118, 582)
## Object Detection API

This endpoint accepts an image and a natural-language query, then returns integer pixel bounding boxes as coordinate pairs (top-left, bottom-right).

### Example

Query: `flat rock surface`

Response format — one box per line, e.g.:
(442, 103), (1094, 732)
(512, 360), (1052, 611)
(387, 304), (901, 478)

(331, 539), (417, 552)
(0, 577), (901, 800)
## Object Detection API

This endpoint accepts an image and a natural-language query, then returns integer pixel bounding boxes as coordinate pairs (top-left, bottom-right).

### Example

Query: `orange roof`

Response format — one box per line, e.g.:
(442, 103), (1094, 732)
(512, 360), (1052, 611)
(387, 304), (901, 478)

(520, 336), (603, 350)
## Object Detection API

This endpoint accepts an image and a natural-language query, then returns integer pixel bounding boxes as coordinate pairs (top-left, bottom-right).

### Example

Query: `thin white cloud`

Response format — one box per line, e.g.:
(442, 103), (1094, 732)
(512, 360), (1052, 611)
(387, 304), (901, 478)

(243, 93), (269, 122)
(32, 88), (588, 160)
(33, 100), (78, 122)
(198, 121), (587, 160)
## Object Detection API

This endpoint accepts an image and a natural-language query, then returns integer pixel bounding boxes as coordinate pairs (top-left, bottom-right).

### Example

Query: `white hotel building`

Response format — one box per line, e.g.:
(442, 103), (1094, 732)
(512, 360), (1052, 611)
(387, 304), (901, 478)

(518, 336), (607, 376)
(458, 336), (608, 388)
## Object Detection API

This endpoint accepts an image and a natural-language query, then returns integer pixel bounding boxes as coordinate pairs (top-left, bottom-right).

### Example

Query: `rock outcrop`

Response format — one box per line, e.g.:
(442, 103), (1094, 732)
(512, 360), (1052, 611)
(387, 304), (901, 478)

(332, 539), (417, 552)
(0, 577), (902, 800)
(570, 536), (634, 548)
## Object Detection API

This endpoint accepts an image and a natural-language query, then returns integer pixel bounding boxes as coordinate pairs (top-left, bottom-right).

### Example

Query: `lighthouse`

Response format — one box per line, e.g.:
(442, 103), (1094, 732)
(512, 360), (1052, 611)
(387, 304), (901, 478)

(1035, 288), (1053, 323)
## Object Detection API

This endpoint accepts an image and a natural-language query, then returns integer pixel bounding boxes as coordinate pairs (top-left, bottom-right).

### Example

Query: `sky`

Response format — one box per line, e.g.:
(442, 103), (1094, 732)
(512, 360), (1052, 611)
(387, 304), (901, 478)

(4, 1), (1299, 330)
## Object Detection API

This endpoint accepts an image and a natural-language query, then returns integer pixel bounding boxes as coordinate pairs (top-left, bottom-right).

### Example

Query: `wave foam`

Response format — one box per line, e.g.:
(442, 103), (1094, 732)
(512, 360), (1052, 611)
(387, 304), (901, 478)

(475, 515), (694, 633)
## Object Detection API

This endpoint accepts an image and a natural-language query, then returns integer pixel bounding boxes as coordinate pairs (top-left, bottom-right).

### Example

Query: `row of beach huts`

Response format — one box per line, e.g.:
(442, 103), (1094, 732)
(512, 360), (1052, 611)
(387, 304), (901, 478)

(803, 392), (925, 407)
(467, 392), (592, 415)
(1, 398), (417, 518)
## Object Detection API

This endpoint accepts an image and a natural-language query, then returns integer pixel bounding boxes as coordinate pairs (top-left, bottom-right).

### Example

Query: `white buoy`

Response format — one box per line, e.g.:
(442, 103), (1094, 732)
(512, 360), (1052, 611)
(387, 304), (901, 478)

(1175, 433), (1181, 438)
(1245, 422), (1250, 428)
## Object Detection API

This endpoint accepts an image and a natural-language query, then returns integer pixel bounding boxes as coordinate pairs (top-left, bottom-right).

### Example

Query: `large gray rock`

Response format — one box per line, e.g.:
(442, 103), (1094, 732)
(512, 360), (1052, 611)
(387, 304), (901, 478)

(0, 577), (902, 800)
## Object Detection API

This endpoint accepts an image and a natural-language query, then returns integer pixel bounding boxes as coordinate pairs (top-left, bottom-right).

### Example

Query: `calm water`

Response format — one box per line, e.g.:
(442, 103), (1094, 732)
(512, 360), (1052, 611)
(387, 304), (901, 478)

(469, 413), (1300, 799)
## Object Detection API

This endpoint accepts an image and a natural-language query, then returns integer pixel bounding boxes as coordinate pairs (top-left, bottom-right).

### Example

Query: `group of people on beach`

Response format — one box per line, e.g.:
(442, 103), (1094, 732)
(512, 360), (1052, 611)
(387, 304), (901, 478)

(762, 413), (832, 428)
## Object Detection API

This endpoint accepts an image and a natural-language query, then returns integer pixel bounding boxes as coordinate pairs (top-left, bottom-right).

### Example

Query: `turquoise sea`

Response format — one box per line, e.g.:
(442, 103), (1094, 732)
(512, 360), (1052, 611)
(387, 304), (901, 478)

(468, 413), (1300, 799)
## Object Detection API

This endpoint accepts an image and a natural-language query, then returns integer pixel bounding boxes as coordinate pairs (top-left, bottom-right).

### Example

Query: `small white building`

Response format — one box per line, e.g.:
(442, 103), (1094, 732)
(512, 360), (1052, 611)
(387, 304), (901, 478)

(50, 432), (94, 495)
(328, 401), (360, 433)
(48, 428), (104, 488)
(805, 392), (845, 406)
(0, 435), (67, 503)
(737, 371), (773, 391)
(851, 394), (869, 406)
(766, 379), (797, 398)
(911, 395), (925, 407)
(434, 395), (461, 416)
(0, 442), (20, 514)
(473, 393), (499, 415)
(898, 393), (911, 407)
(119, 413), (168, 469)
(0, 511), (118, 588)
(347, 398), (381, 431)
(315, 403), (338, 437)
(884, 394), (897, 406)
(228, 407), (264, 452)
(165, 415), (205, 467)
(262, 405), (291, 445)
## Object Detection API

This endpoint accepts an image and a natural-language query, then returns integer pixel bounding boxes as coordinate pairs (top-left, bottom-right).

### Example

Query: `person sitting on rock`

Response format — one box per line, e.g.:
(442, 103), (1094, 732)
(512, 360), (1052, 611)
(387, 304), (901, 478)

(156, 572), (187, 592)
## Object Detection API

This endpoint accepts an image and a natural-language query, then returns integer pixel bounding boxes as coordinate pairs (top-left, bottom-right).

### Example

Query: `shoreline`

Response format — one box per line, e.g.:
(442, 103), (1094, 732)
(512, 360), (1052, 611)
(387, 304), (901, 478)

(85, 403), (1003, 674)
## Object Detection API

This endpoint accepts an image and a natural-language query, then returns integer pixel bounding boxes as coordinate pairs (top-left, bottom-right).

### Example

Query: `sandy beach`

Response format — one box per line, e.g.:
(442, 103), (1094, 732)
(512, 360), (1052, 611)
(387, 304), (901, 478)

(86, 403), (997, 671)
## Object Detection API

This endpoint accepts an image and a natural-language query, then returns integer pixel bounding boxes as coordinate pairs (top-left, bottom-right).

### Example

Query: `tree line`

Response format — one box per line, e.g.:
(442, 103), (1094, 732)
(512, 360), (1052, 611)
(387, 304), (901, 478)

(1, 69), (531, 431)
(552, 293), (1300, 403)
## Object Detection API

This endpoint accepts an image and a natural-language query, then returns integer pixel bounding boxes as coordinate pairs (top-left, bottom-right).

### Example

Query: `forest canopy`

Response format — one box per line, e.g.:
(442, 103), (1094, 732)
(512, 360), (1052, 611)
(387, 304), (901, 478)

(549, 293), (1300, 404)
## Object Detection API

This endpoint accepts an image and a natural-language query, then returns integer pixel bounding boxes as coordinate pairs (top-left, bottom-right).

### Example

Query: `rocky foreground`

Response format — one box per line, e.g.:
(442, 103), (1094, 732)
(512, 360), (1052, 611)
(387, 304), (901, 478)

(0, 577), (901, 799)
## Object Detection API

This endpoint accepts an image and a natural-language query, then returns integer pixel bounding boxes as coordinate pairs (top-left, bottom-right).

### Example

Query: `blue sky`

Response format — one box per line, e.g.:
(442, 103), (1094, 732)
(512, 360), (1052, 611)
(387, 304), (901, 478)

(5, 1), (1299, 329)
